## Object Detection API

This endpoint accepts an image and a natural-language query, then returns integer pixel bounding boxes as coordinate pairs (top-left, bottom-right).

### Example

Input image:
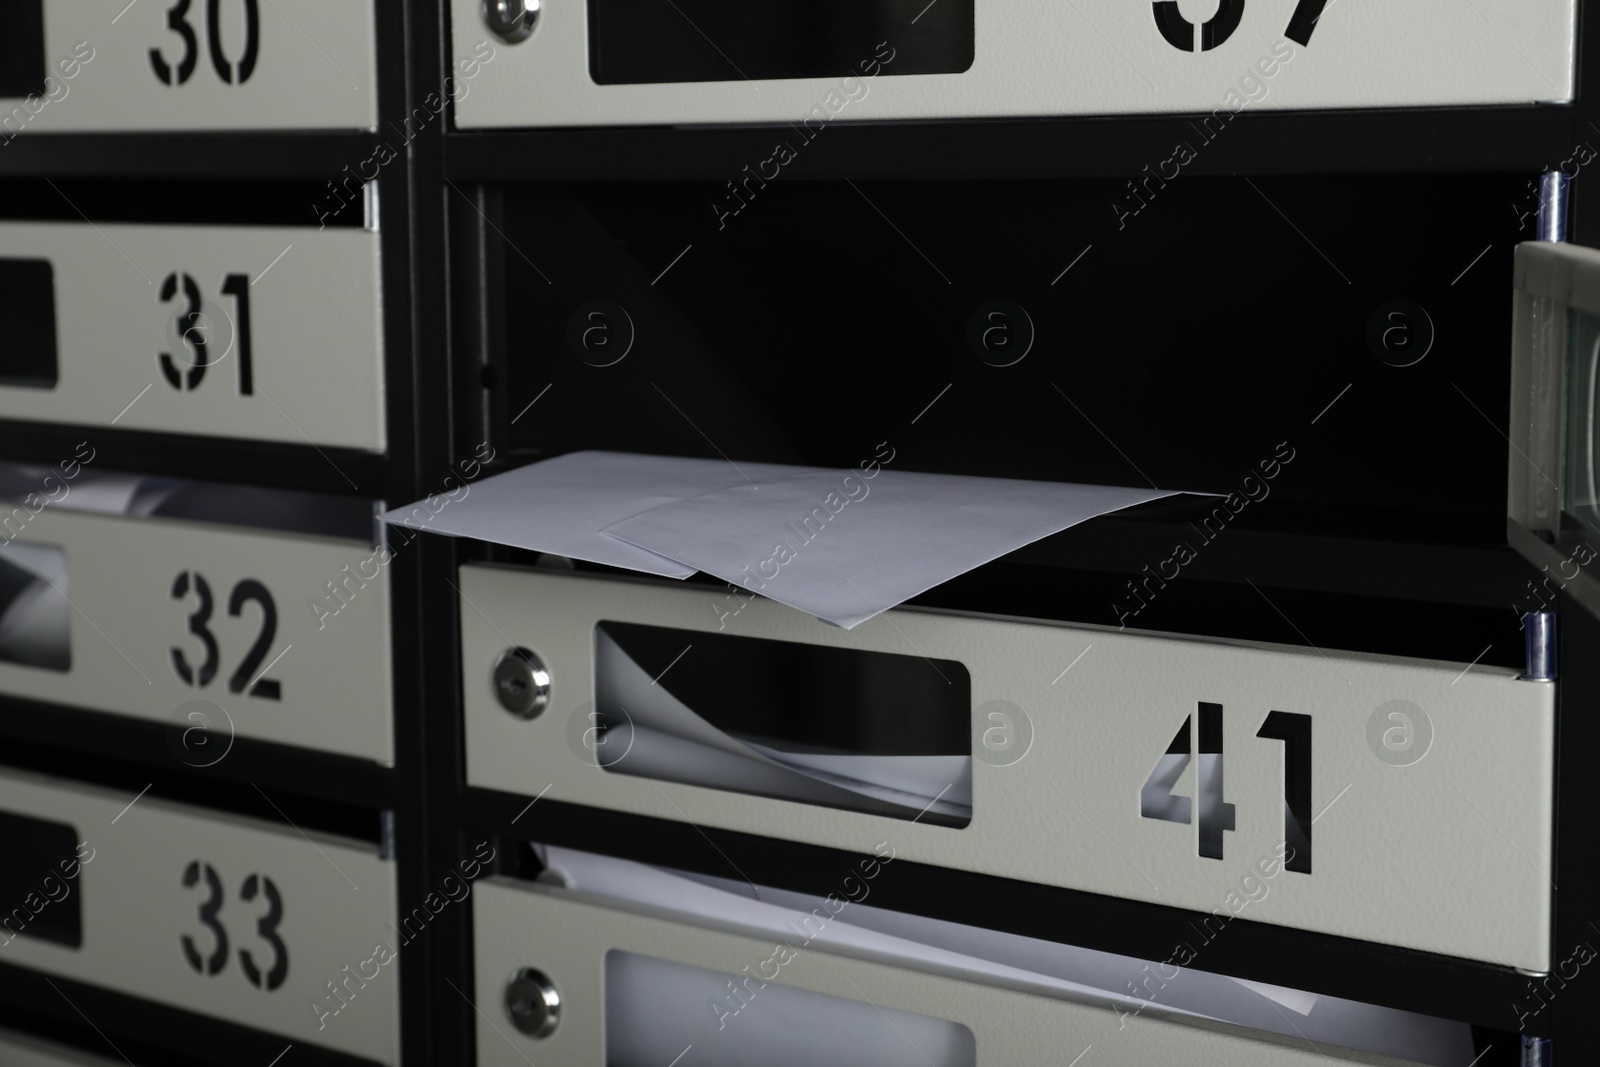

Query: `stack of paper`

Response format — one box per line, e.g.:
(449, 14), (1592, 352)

(386, 451), (1179, 627)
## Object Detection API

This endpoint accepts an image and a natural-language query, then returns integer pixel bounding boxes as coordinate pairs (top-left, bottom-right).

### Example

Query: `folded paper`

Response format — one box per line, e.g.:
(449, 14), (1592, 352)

(388, 451), (1183, 626)
(383, 451), (806, 578)
(604, 466), (1174, 628)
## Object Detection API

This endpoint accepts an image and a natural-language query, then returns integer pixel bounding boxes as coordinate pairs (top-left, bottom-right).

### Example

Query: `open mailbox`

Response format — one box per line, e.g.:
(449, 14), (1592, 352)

(1510, 240), (1600, 622)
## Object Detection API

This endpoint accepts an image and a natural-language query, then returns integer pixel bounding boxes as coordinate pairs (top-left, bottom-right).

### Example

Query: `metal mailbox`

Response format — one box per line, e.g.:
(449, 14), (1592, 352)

(0, 222), (385, 452)
(473, 876), (1445, 1066)
(0, 1), (376, 134)
(0, 495), (394, 765)
(451, 0), (1576, 129)
(0, 767), (400, 1064)
(460, 566), (1554, 972)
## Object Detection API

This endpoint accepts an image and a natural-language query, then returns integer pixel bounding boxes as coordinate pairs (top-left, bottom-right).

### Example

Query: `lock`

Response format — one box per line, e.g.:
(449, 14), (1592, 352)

(484, 0), (539, 43)
(493, 647), (551, 719)
(505, 967), (561, 1037)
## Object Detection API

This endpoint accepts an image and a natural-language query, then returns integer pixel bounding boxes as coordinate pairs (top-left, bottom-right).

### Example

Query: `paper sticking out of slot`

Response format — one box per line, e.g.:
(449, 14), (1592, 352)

(593, 627), (972, 826)
(535, 844), (1476, 1067)
(603, 465), (1175, 628)
(385, 451), (1182, 627)
(384, 451), (809, 578)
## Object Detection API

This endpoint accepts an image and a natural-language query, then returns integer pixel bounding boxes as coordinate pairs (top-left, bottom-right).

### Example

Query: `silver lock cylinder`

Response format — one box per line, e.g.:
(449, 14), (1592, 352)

(1522, 613), (1558, 681)
(506, 967), (561, 1037)
(494, 647), (551, 719)
(484, 0), (539, 43)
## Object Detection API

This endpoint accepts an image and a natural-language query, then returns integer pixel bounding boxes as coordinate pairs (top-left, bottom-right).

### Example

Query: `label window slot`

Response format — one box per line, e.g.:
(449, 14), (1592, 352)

(588, 0), (974, 85)
(0, 541), (67, 672)
(593, 620), (972, 827)
(0, 258), (56, 389)
(0, 3), (46, 99)
(605, 949), (978, 1067)
(0, 810), (82, 948)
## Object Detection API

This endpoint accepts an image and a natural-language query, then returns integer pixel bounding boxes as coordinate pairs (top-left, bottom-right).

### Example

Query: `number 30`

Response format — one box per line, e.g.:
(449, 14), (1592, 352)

(151, 0), (261, 87)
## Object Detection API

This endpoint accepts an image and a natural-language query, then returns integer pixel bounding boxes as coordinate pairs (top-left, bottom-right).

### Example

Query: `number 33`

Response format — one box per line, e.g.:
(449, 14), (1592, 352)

(181, 862), (288, 990)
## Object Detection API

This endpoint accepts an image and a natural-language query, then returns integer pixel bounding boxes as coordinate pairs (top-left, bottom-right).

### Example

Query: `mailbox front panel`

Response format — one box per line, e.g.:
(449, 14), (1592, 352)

(451, 0), (1576, 128)
(461, 567), (1554, 971)
(0, 508), (393, 764)
(0, 769), (399, 1064)
(473, 879), (1430, 1066)
(0, 222), (385, 451)
(0, 1), (376, 133)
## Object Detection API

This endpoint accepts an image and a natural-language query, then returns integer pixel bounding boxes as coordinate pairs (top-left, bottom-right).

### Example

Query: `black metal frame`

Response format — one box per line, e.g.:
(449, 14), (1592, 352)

(433, 0), (1600, 1062)
(0, 0), (1593, 1063)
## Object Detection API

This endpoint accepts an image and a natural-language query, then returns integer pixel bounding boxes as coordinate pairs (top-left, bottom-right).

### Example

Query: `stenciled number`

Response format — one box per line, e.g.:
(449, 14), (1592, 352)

(220, 273), (254, 394)
(158, 272), (254, 395)
(171, 571), (281, 700)
(1152, 0), (1245, 52)
(181, 861), (229, 976)
(1257, 711), (1313, 873)
(152, 0), (260, 86)
(181, 864), (289, 990)
(208, 0), (260, 84)
(159, 272), (209, 391)
(227, 579), (279, 699)
(1140, 702), (1309, 871)
(1153, 0), (1330, 52)
(1139, 702), (1235, 859)
(170, 571), (219, 687)
(1284, 0), (1330, 47)
(151, 0), (200, 85)
(238, 874), (288, 990)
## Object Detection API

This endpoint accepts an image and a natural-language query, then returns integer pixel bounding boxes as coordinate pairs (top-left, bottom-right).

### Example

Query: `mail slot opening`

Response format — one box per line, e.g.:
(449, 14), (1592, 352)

(593, 620), (972, 827)
(605, 950), (978, 1067)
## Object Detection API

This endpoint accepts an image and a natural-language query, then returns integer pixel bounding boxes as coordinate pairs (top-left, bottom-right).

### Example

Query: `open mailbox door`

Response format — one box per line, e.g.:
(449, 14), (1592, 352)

(1509, 240), (1600, 622)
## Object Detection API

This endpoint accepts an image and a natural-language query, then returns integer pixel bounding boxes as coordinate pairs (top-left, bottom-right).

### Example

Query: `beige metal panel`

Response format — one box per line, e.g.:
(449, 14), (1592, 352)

(0, 508), (393, 765)
(460, 567), (1554, 971)
(473, 878), (1426, 1066)
(0, 768), (399, 1064)
(2, 1), (375, 133)
(452, 0), (1575, 129)
(0, 222), (385, 452)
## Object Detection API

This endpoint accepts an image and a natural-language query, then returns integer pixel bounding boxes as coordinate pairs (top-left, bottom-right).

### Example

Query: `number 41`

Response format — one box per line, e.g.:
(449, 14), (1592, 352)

(1140, 703), (1312, 873)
